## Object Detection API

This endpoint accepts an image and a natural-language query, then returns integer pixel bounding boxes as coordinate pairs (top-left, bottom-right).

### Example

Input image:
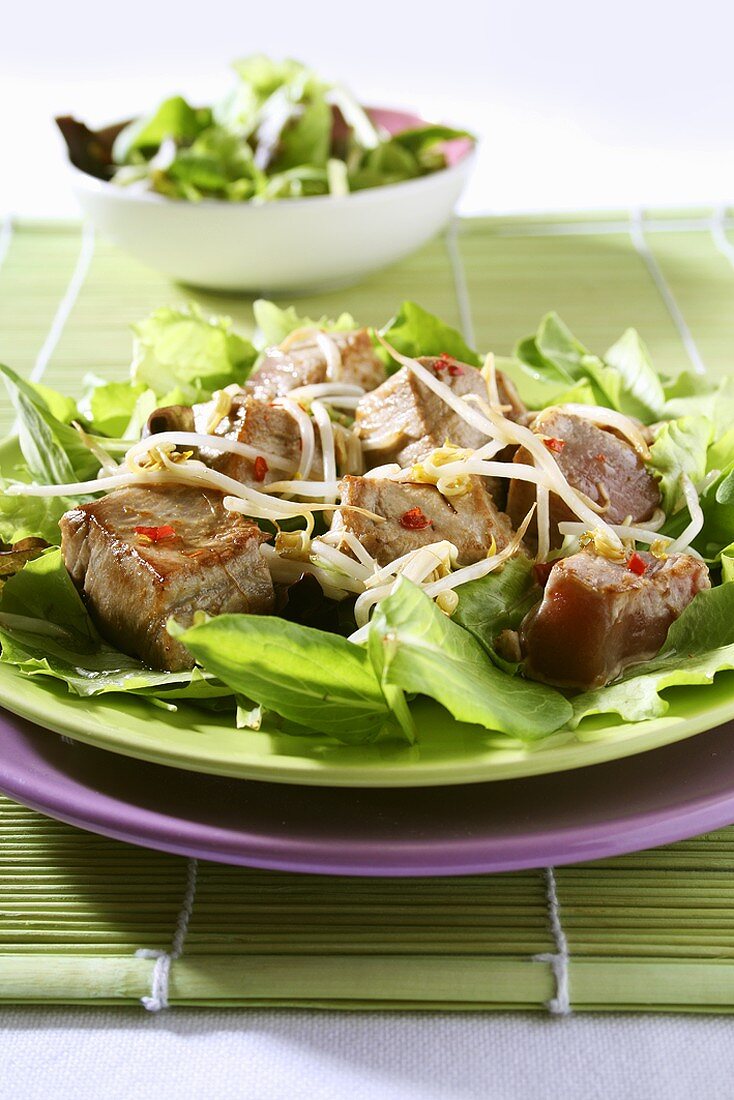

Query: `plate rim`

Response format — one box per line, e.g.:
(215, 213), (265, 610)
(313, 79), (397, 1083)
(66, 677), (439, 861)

(2, 704), (734, 875)
(2, 660), (734, 787)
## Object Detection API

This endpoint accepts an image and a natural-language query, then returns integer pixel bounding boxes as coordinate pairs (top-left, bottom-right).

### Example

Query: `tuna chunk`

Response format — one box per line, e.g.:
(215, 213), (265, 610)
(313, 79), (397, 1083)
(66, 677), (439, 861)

(520, 548), (710, 690)
(355, 356), (526, 471)
(506, 408), (661, 548)
(333, 475), (517, 567)
(60, 486), (274, 671)
(192, 396), (324, 486)
(246, 329), (385, 401)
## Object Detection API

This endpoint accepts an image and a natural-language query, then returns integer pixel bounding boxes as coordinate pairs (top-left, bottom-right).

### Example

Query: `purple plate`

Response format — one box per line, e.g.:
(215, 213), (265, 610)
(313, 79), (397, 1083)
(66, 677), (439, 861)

(2, 706), (734, 874)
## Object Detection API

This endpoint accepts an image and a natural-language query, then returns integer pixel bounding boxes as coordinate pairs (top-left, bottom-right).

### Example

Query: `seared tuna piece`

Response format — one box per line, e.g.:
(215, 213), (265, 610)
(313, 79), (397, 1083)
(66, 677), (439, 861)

(246, 329), (385, 401)
(355, 356), (526, 471)
(520, 548), (710, 690)
(192, 397), (324, 486)
(60, 486), (274, 671)
(333, 475), (518, 567)
(506, 408), (661, 548)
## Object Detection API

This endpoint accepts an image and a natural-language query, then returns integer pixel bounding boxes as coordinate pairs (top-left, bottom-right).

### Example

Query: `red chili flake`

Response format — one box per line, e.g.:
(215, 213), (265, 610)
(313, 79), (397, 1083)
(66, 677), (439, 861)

(134, 524), (177, 543)
(543, 437), (566, 454)
(399, 507), (433, 530)
(595, 453), (607, 462)
(628, 552), (647, 576)
(253, 456), (269, 482)
(533, 561), (554, 587)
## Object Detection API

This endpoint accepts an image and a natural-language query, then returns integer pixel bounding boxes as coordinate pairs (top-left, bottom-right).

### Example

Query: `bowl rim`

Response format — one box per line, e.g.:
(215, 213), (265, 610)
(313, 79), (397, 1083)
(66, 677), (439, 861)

(65, 104), (477, 213)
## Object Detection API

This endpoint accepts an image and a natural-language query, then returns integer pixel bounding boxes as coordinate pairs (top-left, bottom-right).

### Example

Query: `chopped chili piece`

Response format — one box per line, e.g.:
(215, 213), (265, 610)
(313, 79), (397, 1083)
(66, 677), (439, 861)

(543, 437), (566, 454)
(595, 453), (607, 462)
(627, 552), (647, 576)
(134, 524), (177, 543)
(253, 456), (269, 482)
(533, 561), (554, 587)
(399, 507), (433, 530)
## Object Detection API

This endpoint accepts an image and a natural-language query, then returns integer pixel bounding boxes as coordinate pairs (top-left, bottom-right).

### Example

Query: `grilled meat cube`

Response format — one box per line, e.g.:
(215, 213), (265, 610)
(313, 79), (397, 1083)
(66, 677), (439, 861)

(506, 408), (661, 549)
(192, 397), (324, 486)
(246, 329), (385, 401)
(60, 486), (274, 672)
(520, 548), (710, 690)
(333, 475), (517, 567)
(355, 356), (526, 471)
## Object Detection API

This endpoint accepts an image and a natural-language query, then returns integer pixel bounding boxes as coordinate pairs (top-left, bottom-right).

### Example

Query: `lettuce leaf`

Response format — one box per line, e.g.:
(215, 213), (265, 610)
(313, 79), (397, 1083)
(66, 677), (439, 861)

(648, 416), (713, 513)
(379, 301), (481, 368)
(368, 578), (572, 740)
(253, 299), (356, 346)
(1, 363), (100, 483)
(0, 486), (73, 546)
(131, 305), (257, 402)
(0, 551), (230, 701)
(171, 613), (393, 742)
(452, 558), (540, 673)
(113, 96), (211, 163)
(80, 377), (150, 438)
(516, 314), (666, 423)
(572, 581), (734, 726)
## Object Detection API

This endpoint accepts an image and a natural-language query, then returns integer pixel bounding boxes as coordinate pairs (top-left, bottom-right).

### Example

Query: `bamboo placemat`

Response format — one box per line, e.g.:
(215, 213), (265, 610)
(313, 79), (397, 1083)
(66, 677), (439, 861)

(2, 797), (734, 1011)
(1, 209), (734, 1011)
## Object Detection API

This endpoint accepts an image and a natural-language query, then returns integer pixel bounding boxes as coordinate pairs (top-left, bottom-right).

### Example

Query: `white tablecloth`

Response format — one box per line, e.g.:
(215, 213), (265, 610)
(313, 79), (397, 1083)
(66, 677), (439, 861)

(3, 1008), (732, 1099)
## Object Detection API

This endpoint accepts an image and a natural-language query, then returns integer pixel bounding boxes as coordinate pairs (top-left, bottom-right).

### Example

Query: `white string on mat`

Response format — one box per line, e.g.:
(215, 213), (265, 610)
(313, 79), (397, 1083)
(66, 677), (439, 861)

(628, 208), (706, 376)
(30, 220), (96, 383)
(135, 857), (198, 1012)
(445, 214), (476, 348)
(484, 213), (734, 239)
(0, 212), (14, 271)
(534, 866), (571, 1016)
(711, 204), (734, 271)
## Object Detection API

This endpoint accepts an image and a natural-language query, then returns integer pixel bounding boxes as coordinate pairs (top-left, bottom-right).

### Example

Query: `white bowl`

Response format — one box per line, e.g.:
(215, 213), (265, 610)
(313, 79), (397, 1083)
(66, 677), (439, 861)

(67, 108), (476, 293)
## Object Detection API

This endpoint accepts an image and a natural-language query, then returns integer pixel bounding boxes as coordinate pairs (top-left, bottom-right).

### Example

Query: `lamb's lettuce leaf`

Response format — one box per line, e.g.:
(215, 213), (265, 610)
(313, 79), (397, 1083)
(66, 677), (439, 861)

(0, 551), (230, 701)
(452, 557), (539, 672)
(131, 305), (257, 402)
(253, 299), (356, 346)
(379, 300), (481, 368)
(368, 578), (572, 740)
(572, 581), (734, 726)
(171, 613), (394, 742)
(1, 364), (100, 484)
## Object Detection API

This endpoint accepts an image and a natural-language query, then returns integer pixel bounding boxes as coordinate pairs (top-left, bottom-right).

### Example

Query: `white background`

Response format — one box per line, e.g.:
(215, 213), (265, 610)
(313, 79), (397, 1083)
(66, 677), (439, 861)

(3, 2), (734, 1096)
(2, 0), (734, 217)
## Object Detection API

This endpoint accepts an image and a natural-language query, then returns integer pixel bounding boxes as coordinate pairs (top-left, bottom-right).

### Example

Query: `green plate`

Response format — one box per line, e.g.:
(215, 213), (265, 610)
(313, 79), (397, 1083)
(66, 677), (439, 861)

(3, 433), (734, 787)
(1, 659), (734, 787)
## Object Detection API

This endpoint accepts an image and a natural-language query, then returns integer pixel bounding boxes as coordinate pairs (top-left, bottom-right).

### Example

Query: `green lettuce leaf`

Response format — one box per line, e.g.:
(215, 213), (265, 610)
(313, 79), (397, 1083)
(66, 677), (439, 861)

(0, 551), (230, 701)
(171, 614), (393, 742)
(603, 328), (666, 422)
(664, 374), (734, 437)
(379, 301), (481, 368)
(113, 96), (211, 163)
(131, 306), (257, 402)
(1, 363), (100, 483)
(452, 558), (540, 672)
(368, 578), (572, 740)
(253, 299), (356, 346)
(0, 485), (72, 546)
(572, 581), (734, 726)
(80, 377), (149, 438)
(648, 416), (713, 513)
(516, 314), (666, 423)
